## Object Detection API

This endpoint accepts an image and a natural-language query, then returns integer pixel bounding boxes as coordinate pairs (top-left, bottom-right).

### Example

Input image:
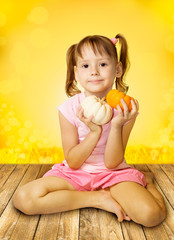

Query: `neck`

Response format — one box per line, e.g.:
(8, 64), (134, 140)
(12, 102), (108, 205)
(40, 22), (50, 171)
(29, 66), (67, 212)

(84, 88), (112, 99)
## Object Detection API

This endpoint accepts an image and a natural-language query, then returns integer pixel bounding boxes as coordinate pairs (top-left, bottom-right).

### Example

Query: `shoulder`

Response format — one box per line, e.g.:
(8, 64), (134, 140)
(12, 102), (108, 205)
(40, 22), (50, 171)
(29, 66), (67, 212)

(57, 92), (84, 126)
(58, 92), (84, 111)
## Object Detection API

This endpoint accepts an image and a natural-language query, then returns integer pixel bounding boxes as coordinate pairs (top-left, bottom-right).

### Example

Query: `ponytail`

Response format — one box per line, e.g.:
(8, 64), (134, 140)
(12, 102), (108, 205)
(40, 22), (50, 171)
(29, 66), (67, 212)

(115, 34), (130, 94)
(65, 44), (81, 97)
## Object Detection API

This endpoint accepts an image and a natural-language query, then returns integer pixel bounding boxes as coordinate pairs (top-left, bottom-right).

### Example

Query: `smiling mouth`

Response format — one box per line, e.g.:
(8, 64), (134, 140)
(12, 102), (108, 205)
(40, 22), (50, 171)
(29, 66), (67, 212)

(89, 80), (104, 83)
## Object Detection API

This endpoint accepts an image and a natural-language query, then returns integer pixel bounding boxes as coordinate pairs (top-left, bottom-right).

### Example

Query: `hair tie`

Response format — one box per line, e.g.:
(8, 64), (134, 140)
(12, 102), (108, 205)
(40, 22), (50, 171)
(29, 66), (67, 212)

(110, 37), (118, 45)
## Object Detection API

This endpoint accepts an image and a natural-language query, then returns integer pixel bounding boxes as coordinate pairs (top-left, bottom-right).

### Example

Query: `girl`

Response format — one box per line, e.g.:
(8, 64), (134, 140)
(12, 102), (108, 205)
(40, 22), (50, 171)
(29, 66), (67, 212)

(13, 34), (166, 227)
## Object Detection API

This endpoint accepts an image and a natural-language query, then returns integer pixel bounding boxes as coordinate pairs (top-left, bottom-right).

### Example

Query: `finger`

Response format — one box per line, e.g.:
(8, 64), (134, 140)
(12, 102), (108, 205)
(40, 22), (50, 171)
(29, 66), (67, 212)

(76, 106), (81, 117)
(88, 115), (94, 122)
(77, 106), (85, 121)
(85, 115), (94, 124)
(131, 99), (137, 113)
(117, 104), (123, 115)
(120, 99), (129, 117)
(134, 99), (139, 111)
(79, 107), (85, 118)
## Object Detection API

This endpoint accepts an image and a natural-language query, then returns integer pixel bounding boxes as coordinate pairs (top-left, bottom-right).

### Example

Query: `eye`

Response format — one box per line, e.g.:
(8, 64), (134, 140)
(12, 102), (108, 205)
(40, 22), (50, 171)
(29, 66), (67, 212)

(100, 62), (107, 67)
(82, 64), (89, 68)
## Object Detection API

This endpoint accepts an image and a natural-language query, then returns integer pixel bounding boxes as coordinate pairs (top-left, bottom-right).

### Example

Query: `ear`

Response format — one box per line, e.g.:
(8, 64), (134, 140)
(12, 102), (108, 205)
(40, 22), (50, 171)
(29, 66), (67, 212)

(74, 66), (79, 81)
(115, 62), (123, 78)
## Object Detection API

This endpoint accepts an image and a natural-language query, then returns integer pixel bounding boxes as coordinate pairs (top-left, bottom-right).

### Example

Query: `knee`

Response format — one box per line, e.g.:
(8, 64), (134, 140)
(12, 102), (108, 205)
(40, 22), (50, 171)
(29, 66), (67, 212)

(140, 203), (167, 227)
(13, 187), (36, 215)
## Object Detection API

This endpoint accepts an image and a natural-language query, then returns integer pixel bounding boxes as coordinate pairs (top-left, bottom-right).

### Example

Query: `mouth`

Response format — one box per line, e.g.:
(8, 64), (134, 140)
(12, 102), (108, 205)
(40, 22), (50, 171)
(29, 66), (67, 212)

(88, 80), (104, 84)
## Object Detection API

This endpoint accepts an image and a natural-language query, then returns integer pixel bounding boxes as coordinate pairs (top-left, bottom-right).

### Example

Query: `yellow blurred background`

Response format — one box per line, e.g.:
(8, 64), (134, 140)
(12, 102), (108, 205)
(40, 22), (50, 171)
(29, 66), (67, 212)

(0, 0), (174, 163)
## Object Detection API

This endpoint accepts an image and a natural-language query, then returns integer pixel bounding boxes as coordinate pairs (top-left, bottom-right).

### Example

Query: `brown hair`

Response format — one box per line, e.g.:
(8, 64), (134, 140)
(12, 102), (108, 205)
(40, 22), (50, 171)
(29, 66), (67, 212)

(65, 34), (130, 97)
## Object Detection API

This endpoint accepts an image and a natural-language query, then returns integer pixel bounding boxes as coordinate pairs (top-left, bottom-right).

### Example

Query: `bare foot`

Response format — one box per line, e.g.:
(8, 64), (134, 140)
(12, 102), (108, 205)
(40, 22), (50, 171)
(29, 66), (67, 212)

(97, 189), (131, 222)
(142, 171), (155, 184)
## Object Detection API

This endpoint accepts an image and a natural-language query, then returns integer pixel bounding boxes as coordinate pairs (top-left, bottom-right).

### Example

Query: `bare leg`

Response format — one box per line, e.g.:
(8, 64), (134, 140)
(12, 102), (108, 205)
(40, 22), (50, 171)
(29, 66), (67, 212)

(13, 176), (129, 221)
(142, 171), (166, 210)
(109, 180), (167, 227)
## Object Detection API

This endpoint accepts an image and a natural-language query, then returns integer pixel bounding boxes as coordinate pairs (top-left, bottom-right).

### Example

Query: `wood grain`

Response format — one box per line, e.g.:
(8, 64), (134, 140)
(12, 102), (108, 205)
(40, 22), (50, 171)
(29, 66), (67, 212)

(0, 164), (173, 240)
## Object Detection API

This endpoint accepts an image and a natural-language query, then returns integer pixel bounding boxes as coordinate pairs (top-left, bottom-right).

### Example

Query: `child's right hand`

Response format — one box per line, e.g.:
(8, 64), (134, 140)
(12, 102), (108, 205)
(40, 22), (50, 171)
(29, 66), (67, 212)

(76, 106), (102, 134)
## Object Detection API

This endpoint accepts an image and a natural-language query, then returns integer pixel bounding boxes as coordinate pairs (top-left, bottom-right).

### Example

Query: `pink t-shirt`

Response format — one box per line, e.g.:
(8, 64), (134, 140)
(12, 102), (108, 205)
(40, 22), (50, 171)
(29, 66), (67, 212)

(57, 92), (131, 173)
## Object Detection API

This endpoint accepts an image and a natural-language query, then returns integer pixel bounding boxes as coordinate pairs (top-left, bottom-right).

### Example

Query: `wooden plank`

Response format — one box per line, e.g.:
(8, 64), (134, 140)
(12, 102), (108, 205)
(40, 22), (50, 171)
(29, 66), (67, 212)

(9, 213), (40, 240)
(143, 181), (172, 240)
(146, 164), (174, 208)
(0, 200), (21, 240)
(121, 221), (146, 240)
(143, 223), (170, 240)
(0, 164), (16, 189)
(79, 208), (124, 240)
(0, 164), (29, 215)
(36, 164), (53, 179)
(57, 210), (79, 240)
(98, 210), (124, 240)
(34, 213), (61, 240)
(0, 164), (173, 240)
(0, 165), (41, 240)
(9, 165), (52, 240)
(79, 208), (101, 240)
(134, 164), (174, 239)
(153, 171), (174, 240)
(34, 164), (78, 240)
(160, 164), (174, 185)
(0, 164), (4, 170)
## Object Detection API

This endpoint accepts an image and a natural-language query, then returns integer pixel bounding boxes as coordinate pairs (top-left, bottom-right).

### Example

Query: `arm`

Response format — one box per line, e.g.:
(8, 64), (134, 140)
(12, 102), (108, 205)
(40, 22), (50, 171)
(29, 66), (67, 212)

(59, 106), (102, 169)
(104, 99), (139, 169)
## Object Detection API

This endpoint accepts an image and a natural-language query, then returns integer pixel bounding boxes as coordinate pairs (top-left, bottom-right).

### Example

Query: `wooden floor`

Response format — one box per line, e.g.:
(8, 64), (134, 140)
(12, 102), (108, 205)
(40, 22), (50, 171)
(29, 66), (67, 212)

(0, 164), (173, 240)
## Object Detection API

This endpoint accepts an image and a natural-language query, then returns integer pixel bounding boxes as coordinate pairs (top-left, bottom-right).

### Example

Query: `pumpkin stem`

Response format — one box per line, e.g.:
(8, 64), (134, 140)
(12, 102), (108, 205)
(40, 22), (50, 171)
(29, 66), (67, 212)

(124, 85), (129, 95)
(100, 97), (106, 103)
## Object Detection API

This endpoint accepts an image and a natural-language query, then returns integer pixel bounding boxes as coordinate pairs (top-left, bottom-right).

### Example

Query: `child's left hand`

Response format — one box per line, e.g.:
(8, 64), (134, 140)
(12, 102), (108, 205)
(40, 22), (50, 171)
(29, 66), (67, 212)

(111, 98), (139, 128)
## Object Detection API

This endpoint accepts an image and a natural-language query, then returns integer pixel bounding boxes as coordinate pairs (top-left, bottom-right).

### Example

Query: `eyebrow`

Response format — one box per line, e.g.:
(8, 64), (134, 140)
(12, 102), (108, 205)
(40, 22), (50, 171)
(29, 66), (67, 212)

(78, 57), (111, 63)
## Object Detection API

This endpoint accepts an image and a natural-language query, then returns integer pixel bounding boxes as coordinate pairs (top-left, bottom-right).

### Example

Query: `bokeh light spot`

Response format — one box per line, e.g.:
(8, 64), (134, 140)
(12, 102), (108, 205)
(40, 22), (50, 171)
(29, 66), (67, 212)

(150, 149), (159, 160)
(2, 103), (7, 108)
(10, 42), (31, 63)
(27, 7), (48, 25)
(0, 78), (22, 94)
(29, 136), (36, 143)
(18, 138), (24, 144)
(18, 153), (26, 159)
(4, 125), (11, 132)
(18, 128), (29, 138)
(8, 110), (15, 116)
(0, 12), (7, 27)
(30, 27), (51, 48)
(0, 118), (6, 126)
(8, 117), (18, 126)
(24, 120), (32, 128)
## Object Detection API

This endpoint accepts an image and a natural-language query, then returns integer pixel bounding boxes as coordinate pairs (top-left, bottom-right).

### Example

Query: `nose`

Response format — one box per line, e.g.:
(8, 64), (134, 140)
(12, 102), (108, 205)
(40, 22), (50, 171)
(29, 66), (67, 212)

(91, 65), (99, 76)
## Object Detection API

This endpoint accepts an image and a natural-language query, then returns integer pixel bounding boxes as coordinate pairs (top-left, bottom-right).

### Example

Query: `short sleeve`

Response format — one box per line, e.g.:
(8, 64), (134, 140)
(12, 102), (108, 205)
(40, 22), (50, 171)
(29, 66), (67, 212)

(57, 98), (76, 126)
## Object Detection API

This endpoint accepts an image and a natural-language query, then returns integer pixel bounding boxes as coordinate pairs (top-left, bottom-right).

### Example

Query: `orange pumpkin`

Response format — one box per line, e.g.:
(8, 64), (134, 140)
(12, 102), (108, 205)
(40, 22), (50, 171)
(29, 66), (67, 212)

(106, 89), (135, 111)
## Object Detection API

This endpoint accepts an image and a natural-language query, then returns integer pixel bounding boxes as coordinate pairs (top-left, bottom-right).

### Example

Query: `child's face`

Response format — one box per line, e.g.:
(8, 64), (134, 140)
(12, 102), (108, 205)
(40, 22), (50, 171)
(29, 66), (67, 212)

(74, 45), (121, 97)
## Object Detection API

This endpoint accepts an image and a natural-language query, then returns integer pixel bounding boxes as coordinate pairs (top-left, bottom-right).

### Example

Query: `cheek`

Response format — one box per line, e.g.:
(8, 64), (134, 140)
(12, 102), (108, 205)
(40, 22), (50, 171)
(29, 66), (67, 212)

(105, 68), (116, 79)
(111, 68), (117, 78)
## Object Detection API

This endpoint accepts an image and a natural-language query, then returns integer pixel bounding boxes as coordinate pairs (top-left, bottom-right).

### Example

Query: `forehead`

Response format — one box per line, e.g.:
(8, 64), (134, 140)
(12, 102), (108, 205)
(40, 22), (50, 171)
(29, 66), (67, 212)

(76, 44), (110, 61)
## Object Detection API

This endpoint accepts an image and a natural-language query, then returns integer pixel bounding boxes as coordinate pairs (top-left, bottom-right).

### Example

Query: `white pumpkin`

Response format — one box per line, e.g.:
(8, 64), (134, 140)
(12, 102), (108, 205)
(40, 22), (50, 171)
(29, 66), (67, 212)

(81, 95), (113, 125)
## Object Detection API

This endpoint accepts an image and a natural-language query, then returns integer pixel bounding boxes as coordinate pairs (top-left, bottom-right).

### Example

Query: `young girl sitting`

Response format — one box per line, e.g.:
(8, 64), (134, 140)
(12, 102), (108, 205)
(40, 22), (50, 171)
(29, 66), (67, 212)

(13, 33), (166, 227)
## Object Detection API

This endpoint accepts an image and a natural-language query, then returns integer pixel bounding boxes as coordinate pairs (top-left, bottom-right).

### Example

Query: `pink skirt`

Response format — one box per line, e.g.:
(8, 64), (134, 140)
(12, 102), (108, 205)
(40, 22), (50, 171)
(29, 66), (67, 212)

(43, 163), (146, 191)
